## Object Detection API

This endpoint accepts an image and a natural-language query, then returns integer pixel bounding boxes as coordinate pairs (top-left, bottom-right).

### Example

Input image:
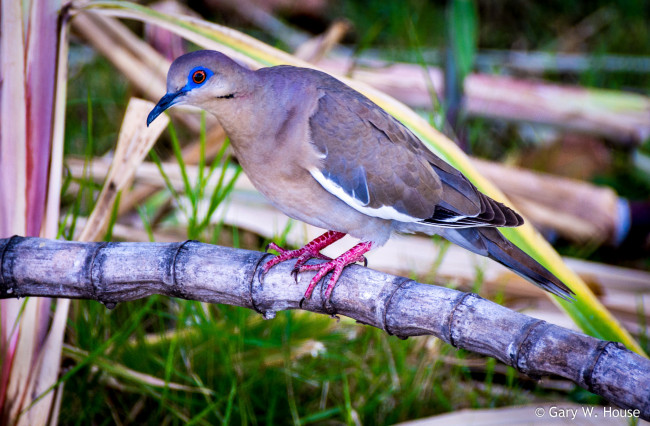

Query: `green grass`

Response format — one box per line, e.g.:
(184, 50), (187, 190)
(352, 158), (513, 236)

(149, 118), (242, 241)
(62, 300), (565, 424)
(65, 54), (130, 157)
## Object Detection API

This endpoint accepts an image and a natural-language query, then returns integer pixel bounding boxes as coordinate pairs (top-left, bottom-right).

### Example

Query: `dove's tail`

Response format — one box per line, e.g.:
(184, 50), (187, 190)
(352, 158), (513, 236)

(439, 227), (574, 300)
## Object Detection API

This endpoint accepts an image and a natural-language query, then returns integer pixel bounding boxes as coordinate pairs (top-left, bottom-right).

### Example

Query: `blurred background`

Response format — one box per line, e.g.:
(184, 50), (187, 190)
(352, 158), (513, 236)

(8, 0), (650, 424)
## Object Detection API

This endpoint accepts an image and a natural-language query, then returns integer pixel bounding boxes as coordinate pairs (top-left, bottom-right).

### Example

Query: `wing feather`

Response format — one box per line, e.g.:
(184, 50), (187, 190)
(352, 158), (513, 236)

(305, 69), (522, 228)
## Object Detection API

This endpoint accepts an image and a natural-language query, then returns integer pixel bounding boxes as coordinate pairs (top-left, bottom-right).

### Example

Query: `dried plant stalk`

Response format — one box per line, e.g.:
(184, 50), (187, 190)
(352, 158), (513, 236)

(78, 98), (168, 242)
(472, 159), (622, 244)
(0, 236), (648, 420)
(1, 0), (68, 423)
(315, 57), (650, 145)
(71, 12), (167, 107)
(70, 11), (205, 132)
(294, 20), (351, 63)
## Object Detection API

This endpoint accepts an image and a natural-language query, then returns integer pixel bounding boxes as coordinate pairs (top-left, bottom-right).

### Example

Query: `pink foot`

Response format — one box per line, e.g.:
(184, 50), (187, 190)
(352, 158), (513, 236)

(298, 241), (373, 300)
(263, 230), (345, 275)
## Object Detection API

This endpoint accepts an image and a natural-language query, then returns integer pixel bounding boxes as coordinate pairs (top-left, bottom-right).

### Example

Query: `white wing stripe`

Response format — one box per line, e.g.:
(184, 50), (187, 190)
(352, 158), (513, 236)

(436, 215), (466, 222)
(309, 168), (421, 222)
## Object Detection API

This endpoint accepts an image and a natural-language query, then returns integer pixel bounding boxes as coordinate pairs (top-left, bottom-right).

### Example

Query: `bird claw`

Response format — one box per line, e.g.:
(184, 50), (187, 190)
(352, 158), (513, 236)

(262, 233), (340, 279)
(301, 241), (373, 300)
(259, 232), (371, 303)
(265, 241), (286, 254)
(290, 267), (300, 282)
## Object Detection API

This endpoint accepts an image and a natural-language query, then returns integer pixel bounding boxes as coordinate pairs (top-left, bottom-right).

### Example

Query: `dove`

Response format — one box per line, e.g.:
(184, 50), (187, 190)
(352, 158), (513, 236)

(148, 50), (573, 301)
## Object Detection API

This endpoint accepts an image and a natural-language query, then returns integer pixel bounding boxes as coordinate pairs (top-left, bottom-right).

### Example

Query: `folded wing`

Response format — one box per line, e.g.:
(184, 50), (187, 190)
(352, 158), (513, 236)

(307, 74), (522, 228)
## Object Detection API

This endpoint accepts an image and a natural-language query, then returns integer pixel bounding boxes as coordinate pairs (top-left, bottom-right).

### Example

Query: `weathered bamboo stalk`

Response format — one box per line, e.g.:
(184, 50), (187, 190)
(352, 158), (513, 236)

(0, 236), (648, 420)
(315, 57), (650, 145)
(472, 158), (623, 245)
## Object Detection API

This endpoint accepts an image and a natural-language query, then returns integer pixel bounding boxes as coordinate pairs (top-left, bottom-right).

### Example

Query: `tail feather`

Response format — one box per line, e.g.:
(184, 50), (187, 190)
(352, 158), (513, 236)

(440, 227), (574, 300)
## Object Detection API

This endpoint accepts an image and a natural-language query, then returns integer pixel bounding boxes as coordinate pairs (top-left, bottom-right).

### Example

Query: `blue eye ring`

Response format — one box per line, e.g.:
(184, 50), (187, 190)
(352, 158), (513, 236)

(187, 66), (213, 88)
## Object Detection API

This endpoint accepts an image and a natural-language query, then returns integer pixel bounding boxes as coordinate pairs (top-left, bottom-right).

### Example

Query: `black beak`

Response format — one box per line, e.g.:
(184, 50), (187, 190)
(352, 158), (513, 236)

(147, 90), (185, 126)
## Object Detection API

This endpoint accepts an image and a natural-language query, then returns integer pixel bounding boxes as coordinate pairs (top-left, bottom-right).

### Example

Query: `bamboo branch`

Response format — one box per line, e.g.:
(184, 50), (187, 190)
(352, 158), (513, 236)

(0, 236), (648, 420)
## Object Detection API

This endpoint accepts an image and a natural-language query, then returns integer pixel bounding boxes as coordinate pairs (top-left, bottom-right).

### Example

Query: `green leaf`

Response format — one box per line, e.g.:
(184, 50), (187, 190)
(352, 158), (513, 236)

(449, 0), (478, 81)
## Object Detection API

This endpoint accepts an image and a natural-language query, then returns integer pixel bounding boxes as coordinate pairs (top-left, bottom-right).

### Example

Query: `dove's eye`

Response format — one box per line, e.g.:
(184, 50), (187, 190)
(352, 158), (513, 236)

(192, 69), (207, 84)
